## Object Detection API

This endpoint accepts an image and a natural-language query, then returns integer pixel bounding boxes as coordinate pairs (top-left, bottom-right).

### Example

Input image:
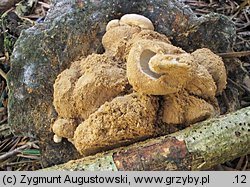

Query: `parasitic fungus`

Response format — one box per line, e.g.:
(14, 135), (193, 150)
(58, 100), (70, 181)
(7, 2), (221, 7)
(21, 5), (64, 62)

(53, 53), (128, 121)
(51, 14), (227, 156)
(126, 39), (192, 95)
(72, 53), (128, 119)
(191, 48), (227, 95)
(185, 64), (217, 100)
(73, 93), (158, 156)
(102, 25), (140, 55)
(162, 91), (216, 125)
(53, 62), (81, 119)
(102, 14), (155, 58)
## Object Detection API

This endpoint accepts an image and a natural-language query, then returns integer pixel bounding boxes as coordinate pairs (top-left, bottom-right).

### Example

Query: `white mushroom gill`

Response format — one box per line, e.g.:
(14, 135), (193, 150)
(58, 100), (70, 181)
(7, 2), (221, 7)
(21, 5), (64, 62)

(139, 49), (161, 79)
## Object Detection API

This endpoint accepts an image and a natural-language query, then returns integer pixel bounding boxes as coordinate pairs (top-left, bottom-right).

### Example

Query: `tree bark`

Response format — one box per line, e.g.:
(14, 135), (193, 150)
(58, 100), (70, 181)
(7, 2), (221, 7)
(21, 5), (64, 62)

(43, 106), (250, 171)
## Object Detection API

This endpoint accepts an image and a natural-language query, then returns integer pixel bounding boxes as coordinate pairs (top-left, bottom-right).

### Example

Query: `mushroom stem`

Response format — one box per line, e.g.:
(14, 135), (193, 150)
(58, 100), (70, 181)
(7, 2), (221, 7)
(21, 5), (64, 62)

(53, 134), (62, 143)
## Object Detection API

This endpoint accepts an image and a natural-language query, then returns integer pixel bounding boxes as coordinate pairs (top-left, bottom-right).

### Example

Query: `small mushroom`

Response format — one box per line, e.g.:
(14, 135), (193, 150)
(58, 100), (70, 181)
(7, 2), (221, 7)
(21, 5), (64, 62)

(127, 39), (192, 95)
(103, 14), (155, 56)
(185, 64), (217, 100)
(191, 48), (227, 95)
(120, 14), (154, 30)
(52, 118), (78, 143)
(73, 93), (158, 156)
(72, 54), (128, 119)
(102, 25), (141, 54)
(53, 53), (128, 121)
(53, 135), (62, 143)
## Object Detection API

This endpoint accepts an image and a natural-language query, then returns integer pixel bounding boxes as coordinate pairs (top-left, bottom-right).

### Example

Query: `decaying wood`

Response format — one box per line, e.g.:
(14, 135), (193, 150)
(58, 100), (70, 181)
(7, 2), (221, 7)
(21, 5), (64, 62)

(43, 106), (250, 171)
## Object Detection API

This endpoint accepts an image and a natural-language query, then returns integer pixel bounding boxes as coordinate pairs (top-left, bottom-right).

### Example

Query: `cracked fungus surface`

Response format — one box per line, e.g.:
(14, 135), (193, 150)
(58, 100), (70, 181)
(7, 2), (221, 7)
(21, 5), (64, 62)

(52, 14), (227, 156)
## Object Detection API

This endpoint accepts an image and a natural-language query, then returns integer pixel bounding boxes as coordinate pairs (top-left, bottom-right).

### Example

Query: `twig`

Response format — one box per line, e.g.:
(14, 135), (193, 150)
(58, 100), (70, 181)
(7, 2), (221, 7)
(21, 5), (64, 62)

(0, 117), (8, 125)
(227, 78), (246, 93)
(236, 156), (245, 170)
(0, 69), (7, 80)
(231, 0), (250, 19)
(23, 15), (41, 19)
(38, 1), (51, 9)
(222, 91), (230, 112)
(217, 51), (250, 58)
(17, 15), (35, 24)
(241, 84), (250, 95)
(16, 154), (40, 160)
(242, 156), (248, 171)
(1, 160), (40, 167)
(0, 143), (32, 162)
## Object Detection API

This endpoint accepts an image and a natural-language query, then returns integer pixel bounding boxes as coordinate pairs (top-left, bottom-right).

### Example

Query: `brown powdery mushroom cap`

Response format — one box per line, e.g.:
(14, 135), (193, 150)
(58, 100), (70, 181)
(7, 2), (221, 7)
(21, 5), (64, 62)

(53, 62), (81, 119)
(191, 48), (227, 95)
(127, 39), (194, 95)
(124, 30), (171, 59)
(129, 29), (171, 44)
(185, 64), (217, 100)
(73, 93), (158, 156)
(163, 91), (215, 125)
(102, 25), (141, 54)
(53, 54), (128, 120)
(72, 54), (128, 119)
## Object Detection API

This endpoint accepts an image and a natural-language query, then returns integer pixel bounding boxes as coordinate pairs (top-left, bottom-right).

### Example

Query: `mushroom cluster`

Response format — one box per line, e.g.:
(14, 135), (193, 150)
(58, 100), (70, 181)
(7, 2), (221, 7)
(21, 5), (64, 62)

(52, 14), (227, 156)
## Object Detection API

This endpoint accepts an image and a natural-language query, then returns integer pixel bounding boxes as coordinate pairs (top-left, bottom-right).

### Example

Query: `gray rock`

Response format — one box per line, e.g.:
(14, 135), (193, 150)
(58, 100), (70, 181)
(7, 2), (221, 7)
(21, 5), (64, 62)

(7, 0), (236, 167)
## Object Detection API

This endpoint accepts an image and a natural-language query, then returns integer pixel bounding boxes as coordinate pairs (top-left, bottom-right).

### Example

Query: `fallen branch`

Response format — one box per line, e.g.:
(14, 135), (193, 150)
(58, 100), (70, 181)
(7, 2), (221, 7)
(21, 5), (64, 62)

(43, 106), (250, 171)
